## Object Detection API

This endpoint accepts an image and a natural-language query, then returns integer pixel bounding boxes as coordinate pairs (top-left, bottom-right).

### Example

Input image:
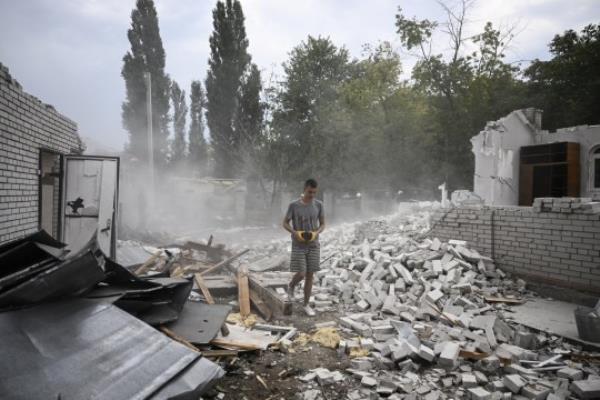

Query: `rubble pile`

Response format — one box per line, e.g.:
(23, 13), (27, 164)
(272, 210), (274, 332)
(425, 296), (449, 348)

(0, 231), (226, 399)
(533, 197), (600, 214)
(240, 210), (600, 400)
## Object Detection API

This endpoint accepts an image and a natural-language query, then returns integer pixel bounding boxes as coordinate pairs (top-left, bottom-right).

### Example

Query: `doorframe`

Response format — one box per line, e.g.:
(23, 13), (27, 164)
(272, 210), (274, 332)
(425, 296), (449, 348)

(60, 155), (120, 259)
(38, 148), (64, 238)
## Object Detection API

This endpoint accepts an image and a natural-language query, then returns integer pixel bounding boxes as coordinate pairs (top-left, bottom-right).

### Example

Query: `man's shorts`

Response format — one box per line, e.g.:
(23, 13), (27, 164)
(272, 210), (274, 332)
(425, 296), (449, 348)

(290, 243), (320, 273)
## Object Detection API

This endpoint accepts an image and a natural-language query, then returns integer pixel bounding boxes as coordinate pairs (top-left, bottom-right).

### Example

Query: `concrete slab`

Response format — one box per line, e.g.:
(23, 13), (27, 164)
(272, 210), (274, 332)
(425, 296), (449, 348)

(510, 298), (600, 346)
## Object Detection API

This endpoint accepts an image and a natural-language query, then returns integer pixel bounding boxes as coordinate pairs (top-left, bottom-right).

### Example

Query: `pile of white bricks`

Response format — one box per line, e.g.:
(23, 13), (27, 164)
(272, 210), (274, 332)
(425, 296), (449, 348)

(246, 211), (600, 400)
(533, 197), (600, 214)
(429, 203), (600, 294)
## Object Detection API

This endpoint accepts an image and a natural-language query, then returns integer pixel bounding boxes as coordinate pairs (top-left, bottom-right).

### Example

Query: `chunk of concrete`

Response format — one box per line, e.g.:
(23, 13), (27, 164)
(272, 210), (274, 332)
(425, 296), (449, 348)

(438, 341), (460, 367)
(503, 374), (525, 394)
(468, 387), (492, 400)
(426, 289), (444, 304)
(419, 344), (435, 362)
(350, 358), (373, 371)
(521, 384), (551, 400)
(462, 373), (478, 388)
(570, 379), (600, 400)
(557, 367), (584, 381)
(361, 375), (377, 388)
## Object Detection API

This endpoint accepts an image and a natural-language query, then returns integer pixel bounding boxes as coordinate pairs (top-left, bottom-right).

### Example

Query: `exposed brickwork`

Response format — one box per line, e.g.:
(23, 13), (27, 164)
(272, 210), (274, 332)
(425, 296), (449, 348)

(430, 204), (600, 294)
(0, 63), (83, 244)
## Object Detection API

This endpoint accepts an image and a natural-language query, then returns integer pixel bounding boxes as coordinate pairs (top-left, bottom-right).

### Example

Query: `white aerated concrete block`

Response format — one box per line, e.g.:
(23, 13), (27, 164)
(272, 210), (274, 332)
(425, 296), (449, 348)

(439, 341), (460, 367)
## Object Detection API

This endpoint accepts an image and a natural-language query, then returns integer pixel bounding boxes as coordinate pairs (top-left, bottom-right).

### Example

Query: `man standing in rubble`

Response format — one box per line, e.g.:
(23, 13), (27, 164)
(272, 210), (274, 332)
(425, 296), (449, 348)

(283, 178), (325, 316)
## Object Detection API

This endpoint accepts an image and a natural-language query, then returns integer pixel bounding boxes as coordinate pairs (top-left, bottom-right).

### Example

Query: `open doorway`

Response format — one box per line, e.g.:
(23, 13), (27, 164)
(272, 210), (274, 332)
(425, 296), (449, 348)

(39, 149), (62, 239)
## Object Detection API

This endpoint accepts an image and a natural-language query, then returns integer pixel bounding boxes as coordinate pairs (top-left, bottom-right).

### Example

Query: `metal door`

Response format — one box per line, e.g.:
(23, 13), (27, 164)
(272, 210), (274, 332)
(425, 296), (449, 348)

(61, 155), (119, 259)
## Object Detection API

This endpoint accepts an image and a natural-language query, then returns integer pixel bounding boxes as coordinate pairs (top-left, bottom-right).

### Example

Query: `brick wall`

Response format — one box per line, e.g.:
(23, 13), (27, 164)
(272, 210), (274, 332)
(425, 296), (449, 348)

(430, 200), (600, 294)
(0, 63), (82, 244)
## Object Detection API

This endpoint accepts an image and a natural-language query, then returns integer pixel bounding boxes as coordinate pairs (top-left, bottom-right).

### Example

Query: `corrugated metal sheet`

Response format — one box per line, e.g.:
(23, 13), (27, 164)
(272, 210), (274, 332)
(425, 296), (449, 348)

(0, 298), (223, 400)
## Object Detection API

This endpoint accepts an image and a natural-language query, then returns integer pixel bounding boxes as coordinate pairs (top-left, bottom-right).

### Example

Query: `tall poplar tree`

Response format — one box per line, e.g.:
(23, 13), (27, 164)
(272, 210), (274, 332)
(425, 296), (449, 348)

(122, 0), (171, 165)
(189, 80), (208, 174)
(205, 0), (262, 178)
(170, 81), (187, 163)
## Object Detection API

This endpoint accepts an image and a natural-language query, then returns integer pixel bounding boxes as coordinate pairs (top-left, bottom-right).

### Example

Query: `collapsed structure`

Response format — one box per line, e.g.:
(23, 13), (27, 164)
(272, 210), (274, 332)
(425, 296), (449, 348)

(0, 61), (598, 400)
(201, 207), (600, 400)
(471, 108), (600, 206)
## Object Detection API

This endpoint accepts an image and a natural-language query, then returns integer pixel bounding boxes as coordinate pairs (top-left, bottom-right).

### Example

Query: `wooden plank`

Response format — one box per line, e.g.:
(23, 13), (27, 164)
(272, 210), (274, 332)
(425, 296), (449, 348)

(210, 338), (262, 351)
(194, 273), (230, 336)
(248, 254), (288, 273)
(249, 289), (273, 321)
(134, 251), (161, 275)
(194, 273), (215, 304)
(238, 265), (251, 318)
(202, 349), (238, 358)
(248, 273), (292, 316)
(199, 249), (250, 276)
(160, 326), (201, 353)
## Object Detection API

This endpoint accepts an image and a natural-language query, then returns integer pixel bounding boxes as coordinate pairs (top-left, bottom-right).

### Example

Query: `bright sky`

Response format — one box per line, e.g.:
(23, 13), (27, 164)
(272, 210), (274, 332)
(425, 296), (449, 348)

(0, 0), (598, 152)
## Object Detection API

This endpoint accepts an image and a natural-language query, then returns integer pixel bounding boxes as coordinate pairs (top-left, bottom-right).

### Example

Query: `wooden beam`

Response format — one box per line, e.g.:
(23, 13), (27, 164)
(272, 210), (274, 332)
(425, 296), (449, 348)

(238, 265), (251, 318)
(249, 289), (273, 321)
(199, 249), (250, 276)
(194, 273), (215, 304)
(202, 349), (238, 358)
(160, 326), (201, 353)
(247, 274), (292, 316)
(134, 251), (161, 275)
(193, 273), (230, 336)
(210, 338), (262, 351)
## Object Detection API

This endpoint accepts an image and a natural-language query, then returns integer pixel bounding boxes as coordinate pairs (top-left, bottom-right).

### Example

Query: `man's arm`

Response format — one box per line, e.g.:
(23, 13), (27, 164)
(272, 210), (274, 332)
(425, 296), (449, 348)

(316, 214), (326, 234)
(315, 202), (325, 237)
(282, 216), (294, 234)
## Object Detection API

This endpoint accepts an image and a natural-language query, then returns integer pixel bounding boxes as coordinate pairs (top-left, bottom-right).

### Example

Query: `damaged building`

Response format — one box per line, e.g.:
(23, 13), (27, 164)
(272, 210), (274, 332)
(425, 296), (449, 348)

(0, 63), (119, 258)
(1, 61), (599, 400)
(0, 64), (225, 399)
(472, 108), (600, 206)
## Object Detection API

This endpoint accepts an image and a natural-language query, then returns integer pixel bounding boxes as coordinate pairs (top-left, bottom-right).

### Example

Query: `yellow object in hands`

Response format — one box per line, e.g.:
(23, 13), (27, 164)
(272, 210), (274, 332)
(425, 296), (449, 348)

(297, 231), (317, 242)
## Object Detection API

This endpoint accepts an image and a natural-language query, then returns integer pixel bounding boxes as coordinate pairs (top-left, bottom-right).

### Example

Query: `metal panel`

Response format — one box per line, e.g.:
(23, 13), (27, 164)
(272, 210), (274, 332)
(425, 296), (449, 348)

(0, 234), (105, 309)
(165, 301), (231, 344)
(148, 357), (225, 400)
(0, 299), (202, 400)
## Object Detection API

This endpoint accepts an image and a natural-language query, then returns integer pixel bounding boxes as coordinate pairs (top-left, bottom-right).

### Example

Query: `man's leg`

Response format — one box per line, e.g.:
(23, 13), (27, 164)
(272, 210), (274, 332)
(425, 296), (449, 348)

(288, 244), (307, 300)
(289, 271), (305, 291)
(301, 245), (320, 316)
(303, 271), (314, 306)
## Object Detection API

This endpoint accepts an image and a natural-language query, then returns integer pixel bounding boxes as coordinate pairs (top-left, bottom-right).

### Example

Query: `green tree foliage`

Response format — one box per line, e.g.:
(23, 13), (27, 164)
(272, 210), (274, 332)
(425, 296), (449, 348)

(189, 80), (208, 174)
(269, 36), (351, 189)
(170, 81), (187, 163)
(525, 24), (600, 130)
(122, 0), (171, 165)
(236, 64), (264, 148)
(395, 2), (527, 191)
(206, 0), (261, 178)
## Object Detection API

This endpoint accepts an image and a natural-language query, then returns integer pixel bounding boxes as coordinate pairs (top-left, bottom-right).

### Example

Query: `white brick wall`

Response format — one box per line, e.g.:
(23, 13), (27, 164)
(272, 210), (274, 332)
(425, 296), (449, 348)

(430, 204), (600, 294)
(0, 63), (83, 244)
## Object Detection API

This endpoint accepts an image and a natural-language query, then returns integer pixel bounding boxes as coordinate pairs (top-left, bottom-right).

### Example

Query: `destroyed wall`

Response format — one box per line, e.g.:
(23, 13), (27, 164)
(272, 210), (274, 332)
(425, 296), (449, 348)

(472, 108), (600, 205)
(0, 63), (83, 244)
(430, 201), (600, 295)
(471, 109), (540, 206)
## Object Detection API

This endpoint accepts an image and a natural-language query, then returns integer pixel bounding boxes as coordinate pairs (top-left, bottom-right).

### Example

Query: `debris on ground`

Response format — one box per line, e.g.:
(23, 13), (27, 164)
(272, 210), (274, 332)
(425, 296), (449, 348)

(3, 204), (599, 400)
(197, 205), (600, 400)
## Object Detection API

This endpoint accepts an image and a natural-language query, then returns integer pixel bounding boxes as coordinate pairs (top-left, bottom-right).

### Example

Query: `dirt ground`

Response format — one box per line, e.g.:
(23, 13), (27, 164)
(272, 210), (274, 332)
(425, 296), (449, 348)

(204, 304), (358, 400)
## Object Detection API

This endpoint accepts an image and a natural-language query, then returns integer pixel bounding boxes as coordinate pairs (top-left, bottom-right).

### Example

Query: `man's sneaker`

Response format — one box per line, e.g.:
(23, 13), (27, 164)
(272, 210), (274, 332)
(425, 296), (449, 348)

(287, 285), (295, 301)
(303, 305), (316, 317)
